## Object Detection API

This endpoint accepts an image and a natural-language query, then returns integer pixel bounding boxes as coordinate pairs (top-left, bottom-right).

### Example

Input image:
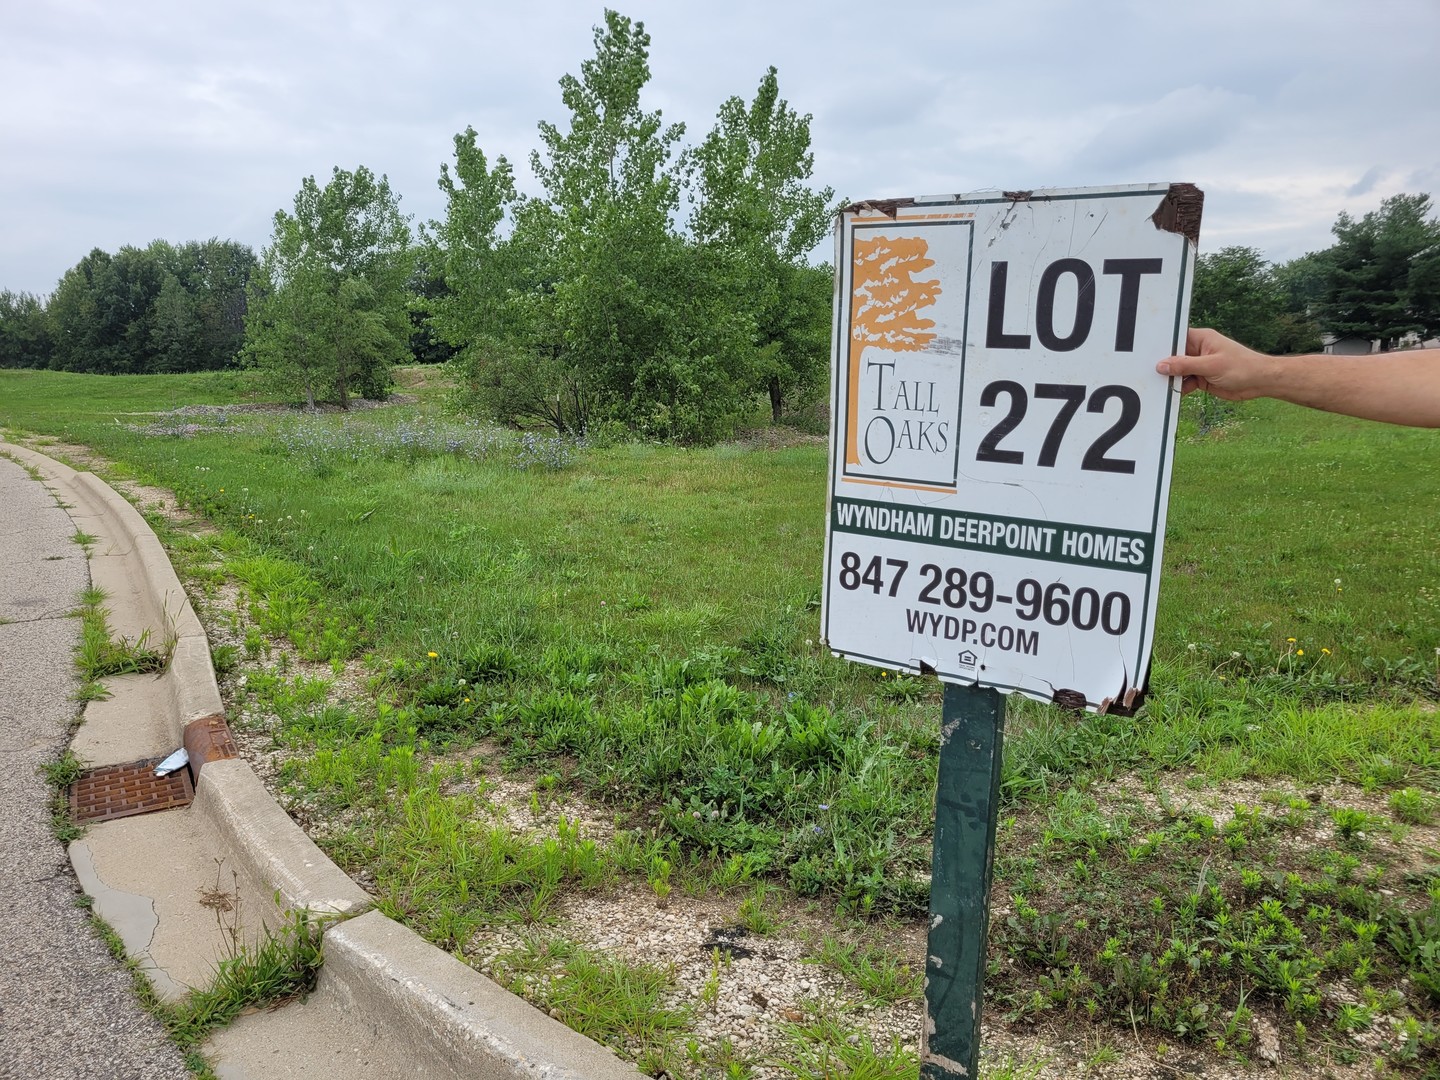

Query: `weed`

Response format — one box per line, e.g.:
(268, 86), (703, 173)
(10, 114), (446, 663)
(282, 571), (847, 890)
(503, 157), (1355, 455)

(494, 937), (688, 1057)
(770, 1016), (916, 1078)
(73, 591), (168, 679)
(42, 749), (84, 788)
(737, 883), (782, 936)
(809, 935), (922, 1005)
(42, 749), (85, 842)
(163, 910), (324, 1048)
(1390, 786), (1439, 825)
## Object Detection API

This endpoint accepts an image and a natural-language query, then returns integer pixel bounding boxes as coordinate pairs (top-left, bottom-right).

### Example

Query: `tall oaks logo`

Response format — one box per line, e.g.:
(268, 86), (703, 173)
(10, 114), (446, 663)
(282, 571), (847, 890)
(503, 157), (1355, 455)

(845, 235), (942, 466)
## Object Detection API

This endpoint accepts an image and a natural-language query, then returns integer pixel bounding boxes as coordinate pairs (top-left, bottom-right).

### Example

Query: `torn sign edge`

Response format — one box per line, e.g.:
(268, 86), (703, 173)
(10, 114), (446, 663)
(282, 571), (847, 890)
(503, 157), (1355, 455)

(1151, 182), (1204, 246)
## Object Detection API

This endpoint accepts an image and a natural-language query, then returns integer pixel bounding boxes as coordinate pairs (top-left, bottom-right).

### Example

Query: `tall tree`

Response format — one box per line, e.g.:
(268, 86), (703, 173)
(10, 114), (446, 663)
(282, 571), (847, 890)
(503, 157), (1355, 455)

(517, 9), (748, 440)
(245, 166), (413, 406)
(688, 66), (836, 421)
(1318, 193), (1440, 349)
(48, 248), (113, 372)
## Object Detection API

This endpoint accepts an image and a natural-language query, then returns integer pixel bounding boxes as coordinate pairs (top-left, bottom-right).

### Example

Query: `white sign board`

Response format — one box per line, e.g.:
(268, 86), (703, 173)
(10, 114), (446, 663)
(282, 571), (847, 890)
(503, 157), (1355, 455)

(822, 184), (1202, 712)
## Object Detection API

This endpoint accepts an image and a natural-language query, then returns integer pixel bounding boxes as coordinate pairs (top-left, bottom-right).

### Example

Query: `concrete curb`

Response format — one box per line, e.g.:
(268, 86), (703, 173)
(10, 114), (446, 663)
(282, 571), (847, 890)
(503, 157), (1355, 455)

(5, 442), (642, 1079)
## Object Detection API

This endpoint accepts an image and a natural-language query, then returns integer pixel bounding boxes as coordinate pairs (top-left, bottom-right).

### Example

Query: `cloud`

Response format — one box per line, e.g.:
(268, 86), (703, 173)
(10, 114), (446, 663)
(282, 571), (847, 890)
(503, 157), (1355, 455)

(1073, 86), (1255, 175)
(1346, 166), (1386, 198)
(3, 0), (1440, 294)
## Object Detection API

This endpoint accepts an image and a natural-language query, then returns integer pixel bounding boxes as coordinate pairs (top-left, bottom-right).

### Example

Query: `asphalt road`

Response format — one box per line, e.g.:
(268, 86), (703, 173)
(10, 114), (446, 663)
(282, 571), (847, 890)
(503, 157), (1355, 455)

(0, 453), (189, 1080)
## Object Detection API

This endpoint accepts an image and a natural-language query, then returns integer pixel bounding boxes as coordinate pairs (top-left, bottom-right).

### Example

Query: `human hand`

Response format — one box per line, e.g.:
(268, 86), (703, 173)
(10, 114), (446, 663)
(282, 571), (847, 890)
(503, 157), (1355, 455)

(1155, 328), (1276, 400)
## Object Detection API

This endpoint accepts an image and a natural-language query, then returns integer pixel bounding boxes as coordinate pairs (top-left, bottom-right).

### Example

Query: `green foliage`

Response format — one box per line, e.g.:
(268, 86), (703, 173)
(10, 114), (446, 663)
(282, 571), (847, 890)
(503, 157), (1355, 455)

(1191, 246), (1322, 357)
(73, 590), (169, 680)
(1187, 193), (1440, 357)
(245, 166), (413, 407)
(771, 1016), (917, 1078)
(163, 911), (324, 1049)
(809, 934), (922, 1004)
(11, 364), (1440, 1072)
(492, 936), (690, 1055)
(687, 66), (837, 422)
(0, 289), (54, 369)
(1319, 192), (1440, 347)
(38, 240), (256, 375)
(433, 14), (832, 443)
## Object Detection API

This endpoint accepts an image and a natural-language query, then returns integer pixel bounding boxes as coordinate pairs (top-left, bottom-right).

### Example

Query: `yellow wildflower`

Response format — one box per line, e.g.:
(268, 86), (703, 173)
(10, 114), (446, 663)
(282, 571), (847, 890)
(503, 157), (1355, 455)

(427, 651), (438, 659)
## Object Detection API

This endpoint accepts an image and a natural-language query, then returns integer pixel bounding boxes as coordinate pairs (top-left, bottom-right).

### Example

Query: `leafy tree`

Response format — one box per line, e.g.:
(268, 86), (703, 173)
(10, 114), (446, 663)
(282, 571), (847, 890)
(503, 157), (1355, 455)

(405, 258), (458, 366)
(48, 248), (114, 372)
(149, 271), (201, 373)
(246, 166), (412, 406)
(423, 126), (535, 414)
(688, 66), (836, 422)
(517, 9), (749, 440)
(170, 239), (258, 370)
(1318, 193), (1440, 349)
(1190, 246), (1285, 353)
(0, 290), (53, 369)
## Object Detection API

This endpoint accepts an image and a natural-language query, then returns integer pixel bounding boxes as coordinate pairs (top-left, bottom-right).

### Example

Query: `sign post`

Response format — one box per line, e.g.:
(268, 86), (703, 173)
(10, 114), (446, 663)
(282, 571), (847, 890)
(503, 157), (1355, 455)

(821, 184), (1202, 1074)
(923, 682), (1004, 1077)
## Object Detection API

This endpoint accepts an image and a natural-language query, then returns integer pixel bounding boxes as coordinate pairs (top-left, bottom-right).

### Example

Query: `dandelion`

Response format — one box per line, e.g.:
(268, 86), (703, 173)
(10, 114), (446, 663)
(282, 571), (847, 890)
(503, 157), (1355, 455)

(427, 651), (438, 659)
(1322, 648), (1331, 655)
(1286, 637), (1296, 643)
(1297, 649), (1305, 656)
(881, 671), (889, 679)
(463, 697), (471, 704)
(1187, 643), (1197, 652)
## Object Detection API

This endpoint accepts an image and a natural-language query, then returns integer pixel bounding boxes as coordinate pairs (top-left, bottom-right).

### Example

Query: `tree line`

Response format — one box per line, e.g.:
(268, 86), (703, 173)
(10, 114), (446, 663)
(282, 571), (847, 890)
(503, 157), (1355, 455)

(1192, 193), (1440, 355)
(1, 239), (256, 374)
(3, 8), (1438, 443)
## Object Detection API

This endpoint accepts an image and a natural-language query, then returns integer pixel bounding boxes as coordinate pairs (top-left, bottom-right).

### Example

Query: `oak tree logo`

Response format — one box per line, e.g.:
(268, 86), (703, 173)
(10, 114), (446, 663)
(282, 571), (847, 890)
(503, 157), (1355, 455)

(845, 234), (941, 465)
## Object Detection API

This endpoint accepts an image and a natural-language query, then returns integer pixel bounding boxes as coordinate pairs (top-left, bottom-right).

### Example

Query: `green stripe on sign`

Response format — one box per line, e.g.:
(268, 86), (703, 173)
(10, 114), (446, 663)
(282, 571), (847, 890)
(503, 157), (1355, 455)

(831, 496), (1153, 573)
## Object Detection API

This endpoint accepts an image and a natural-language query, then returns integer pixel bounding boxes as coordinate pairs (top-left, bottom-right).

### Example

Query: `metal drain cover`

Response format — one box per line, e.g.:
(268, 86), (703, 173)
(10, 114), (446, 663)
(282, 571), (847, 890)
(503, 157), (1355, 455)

(68, 757), (194, 822)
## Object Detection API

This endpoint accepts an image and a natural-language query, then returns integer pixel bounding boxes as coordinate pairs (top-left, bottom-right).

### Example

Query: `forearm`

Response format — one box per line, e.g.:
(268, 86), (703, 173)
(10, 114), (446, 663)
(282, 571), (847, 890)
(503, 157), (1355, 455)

(1254, 350), (1440, 427)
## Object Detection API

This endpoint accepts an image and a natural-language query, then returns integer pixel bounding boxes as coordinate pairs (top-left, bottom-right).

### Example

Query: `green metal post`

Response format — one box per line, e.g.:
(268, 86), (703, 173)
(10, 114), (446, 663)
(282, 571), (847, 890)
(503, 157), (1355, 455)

(922, 682), (1006, 1078)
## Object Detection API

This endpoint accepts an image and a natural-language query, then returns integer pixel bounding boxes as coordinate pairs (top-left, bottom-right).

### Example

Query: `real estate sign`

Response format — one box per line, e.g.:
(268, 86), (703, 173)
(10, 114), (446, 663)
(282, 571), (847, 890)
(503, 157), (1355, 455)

(822, 184), (1202, 711)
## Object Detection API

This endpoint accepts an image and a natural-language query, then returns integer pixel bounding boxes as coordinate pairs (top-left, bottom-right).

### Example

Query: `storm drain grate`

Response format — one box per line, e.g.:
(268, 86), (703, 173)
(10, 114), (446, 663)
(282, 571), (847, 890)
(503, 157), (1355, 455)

(68, 757), (194, 823)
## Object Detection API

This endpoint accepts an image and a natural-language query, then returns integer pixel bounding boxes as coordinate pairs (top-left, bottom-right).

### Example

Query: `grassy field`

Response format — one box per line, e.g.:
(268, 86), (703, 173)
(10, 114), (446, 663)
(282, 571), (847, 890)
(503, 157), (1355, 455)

(5, 367), (1440, 1077)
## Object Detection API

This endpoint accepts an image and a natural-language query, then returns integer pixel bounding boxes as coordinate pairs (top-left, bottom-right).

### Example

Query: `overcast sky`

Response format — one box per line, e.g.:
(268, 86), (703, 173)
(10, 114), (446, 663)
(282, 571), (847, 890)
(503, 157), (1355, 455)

(3, 0), (1438, 296)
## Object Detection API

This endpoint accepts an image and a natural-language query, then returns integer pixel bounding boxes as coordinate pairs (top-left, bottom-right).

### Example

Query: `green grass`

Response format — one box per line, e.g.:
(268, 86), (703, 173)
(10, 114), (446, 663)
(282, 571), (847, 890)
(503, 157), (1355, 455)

(73, 589), (169, 679)
(492, 936), (691, 1067)
(6, 370), (1440, 1075)
(43, 749), (86, 843)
